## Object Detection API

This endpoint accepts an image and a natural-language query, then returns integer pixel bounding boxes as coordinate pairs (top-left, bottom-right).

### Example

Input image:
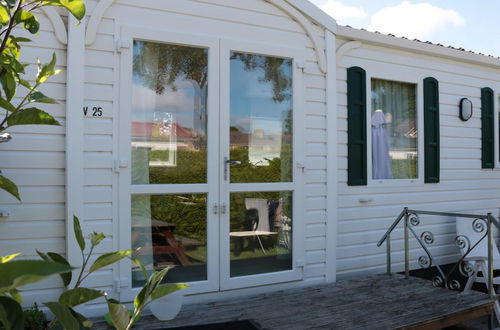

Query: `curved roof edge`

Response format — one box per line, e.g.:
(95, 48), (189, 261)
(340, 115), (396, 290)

(285, 0), (337, 33)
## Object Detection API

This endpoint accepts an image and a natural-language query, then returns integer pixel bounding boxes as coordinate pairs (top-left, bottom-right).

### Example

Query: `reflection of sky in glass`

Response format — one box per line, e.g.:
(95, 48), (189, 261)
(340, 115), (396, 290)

(132, 41), (207, 134)
(230, 54), (292, 135)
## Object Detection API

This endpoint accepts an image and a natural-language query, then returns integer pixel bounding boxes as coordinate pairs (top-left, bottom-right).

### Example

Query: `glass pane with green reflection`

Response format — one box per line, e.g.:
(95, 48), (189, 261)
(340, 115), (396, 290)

(131, 194), (207, 287)
(229, 52), (293, 183)
(230, 191), (292, 277)
(371, 79), (417, 179)
(132, 40), (208, 185)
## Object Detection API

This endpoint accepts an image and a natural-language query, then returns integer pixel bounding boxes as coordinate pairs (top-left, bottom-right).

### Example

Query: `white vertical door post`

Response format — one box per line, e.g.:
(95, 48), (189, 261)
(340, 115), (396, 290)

(325, 30), (338, 283)
(65, 14), (86, 282)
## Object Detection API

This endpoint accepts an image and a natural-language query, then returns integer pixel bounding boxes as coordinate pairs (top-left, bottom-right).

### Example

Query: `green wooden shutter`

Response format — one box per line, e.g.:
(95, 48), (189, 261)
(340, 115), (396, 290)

(423, 77), (440, 183)
(481, 87), (494, 169)
(347, 66), (367, 186)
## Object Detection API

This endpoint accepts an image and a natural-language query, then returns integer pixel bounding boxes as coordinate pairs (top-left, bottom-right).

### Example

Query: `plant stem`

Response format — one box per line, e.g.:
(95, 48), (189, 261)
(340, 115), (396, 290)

(0, 0), (23, 55)
(74, 244), (95, 289)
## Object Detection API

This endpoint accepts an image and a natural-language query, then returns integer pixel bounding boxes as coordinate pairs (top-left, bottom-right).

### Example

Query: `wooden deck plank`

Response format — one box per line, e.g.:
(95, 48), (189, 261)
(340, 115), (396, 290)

(92, 274), (493, 329)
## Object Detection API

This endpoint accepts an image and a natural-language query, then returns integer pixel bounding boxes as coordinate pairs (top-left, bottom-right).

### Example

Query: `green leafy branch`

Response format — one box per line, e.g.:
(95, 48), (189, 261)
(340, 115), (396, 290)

(0, 0), (85, 201)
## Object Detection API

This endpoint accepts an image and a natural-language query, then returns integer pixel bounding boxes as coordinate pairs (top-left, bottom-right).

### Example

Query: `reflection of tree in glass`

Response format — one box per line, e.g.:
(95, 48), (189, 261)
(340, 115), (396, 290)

(133, 41), (208, 93)
(231, 53), (292, 103)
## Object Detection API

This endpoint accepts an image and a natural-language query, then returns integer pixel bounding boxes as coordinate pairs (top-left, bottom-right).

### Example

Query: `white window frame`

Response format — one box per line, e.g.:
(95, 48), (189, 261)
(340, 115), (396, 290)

(365, 68), (425, 187)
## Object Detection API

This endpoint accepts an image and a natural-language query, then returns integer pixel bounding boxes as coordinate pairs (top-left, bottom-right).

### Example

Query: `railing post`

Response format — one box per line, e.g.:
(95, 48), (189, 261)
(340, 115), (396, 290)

(386, 234), (391, 274)
(404, 207), (410, 279)
(487, 213), (494, 299)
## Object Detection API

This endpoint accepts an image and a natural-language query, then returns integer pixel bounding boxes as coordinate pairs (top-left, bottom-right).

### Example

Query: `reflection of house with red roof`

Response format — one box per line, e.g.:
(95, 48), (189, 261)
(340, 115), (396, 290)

(131, 121), (200, 151)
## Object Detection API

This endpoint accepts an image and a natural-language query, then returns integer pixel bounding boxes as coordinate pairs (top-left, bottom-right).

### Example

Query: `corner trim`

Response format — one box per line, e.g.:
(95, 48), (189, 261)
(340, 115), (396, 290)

(336, 41), (361, 63)
(267, 0), (327, 73)
(85, 0), (113, 46)
(41, 7), (67, 45)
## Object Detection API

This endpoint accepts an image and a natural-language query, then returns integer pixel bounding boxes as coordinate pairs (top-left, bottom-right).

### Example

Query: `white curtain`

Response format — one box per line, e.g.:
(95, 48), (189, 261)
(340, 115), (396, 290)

(372, 110), (392, 179)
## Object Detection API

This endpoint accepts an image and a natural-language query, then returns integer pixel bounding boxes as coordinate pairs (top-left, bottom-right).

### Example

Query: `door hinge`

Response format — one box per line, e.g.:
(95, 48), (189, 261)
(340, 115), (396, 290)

(212, 203), (219, 215)
(116, 39), (131, 53)
(114, 159), (129, 173)
(296, 160), (305, 172)
(220, 203), (227, 215)
(295, 259), (306, 269)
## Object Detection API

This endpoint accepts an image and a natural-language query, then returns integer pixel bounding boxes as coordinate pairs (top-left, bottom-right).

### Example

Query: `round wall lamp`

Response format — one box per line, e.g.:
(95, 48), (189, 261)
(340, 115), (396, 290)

(459, 98), (473, 121)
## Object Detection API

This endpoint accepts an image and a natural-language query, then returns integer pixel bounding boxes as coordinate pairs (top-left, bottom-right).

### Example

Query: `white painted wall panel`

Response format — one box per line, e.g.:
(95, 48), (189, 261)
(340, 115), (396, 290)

(336, 38), (500, 279)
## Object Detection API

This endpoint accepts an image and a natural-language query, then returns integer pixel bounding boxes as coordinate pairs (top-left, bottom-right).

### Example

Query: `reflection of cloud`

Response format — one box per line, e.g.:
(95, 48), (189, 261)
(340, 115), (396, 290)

(132, 83), (194, 113)
(320, 0), (368, 24)
(368, 1), (464, 40)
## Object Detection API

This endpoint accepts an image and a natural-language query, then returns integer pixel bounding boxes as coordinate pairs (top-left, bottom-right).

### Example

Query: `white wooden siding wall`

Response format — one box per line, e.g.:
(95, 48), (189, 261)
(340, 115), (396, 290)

(0, 12), (67, 306)
(336, 38), (500, 279)
(80, 0), (329, 308)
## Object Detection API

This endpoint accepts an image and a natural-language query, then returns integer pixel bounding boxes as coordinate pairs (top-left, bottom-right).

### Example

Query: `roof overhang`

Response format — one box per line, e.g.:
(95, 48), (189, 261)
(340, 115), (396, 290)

(337, 25), (500, 69)
(285, 0), (337, 33)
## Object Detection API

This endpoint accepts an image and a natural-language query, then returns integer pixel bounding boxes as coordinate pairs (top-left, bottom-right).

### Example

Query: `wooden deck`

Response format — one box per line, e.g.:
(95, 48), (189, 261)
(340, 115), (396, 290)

(93, 274), (494, 329)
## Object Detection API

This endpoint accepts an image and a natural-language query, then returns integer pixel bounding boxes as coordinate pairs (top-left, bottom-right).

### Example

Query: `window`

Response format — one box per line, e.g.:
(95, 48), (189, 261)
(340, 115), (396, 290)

(370, 79), (418, 180)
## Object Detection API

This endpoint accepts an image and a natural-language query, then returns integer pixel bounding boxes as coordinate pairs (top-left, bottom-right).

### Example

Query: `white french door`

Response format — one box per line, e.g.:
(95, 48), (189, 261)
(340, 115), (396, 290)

(117, 27), (305, 301)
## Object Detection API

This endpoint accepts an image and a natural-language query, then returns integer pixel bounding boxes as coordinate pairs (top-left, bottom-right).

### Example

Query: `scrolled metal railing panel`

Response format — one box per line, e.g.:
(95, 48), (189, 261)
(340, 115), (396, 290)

(378, 208), (500, 300)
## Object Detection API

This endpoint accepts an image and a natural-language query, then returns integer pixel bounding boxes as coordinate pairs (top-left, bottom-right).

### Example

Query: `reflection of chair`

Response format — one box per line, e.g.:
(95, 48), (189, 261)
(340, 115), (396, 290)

(230, 198), (277, 255)
(456, 219), (500, 321)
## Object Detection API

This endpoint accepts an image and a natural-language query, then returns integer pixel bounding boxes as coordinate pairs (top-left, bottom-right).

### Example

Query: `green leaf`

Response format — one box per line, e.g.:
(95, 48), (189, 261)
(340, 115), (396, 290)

(0, 296), (23, 330)
(0, 260), (72, 292)
(1, 70), (16, 101)
(0, 175), (20, 201)
(47, 252), (72, 287)
(133, 285), (148, 310)
(0, 253), (20, 263)
(28, 91), (57, 104)
(106, 299), (130, 330)
(73, 215), (85, 252)
(88, 250), (133, 273)
(130, 256), (148, 279)
(59, 288), (105, 307)
(17, 11), (39, 34)
(36, 53), (58, 84)
(89, 232), (105, 246)
(0, 303), (9, 330)
(17, 78), (31, 90)
(59, 0), (86, 21)
(44, 302), (79, 330)
(0, 97), (16, 112)
(0, 6), (9, 25)
(12, 37), (31, 43)
(7, 107), (60, 127)
(8, 289), (22, 304)
(36, 250), (50, 261)
(151, 283), (189, 301)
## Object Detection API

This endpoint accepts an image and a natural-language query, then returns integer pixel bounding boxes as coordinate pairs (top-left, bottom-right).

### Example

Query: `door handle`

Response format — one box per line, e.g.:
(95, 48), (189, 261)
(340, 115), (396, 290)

(224, 157), (241, 181)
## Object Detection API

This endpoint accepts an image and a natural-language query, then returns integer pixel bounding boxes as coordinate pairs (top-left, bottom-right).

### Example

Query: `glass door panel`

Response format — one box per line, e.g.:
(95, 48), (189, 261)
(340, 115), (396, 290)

(131, 41), (208, 185)
(229, 52), (293, 183)
(130, 40), (213, 287)
(223, 48), (298, 286)
(229, 191), (292, 277)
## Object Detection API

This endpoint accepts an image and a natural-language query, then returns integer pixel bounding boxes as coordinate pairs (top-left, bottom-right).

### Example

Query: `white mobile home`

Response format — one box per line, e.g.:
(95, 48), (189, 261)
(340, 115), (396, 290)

(1, 0), (500, 317)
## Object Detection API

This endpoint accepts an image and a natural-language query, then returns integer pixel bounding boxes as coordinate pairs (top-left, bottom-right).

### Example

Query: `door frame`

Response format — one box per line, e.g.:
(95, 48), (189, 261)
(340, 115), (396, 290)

(117, 25), (306, 301)
(117, 25), (221, 301)
(218, 39), (306, 290)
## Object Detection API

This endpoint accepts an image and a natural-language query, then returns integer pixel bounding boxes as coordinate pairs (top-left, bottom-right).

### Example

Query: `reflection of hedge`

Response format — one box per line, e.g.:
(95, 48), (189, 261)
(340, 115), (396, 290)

(131, 146), (294, 244)
(391, 158), (417, 179)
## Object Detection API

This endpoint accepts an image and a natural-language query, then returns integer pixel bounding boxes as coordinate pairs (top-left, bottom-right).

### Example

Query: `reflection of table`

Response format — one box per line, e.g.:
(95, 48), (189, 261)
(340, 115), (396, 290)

(230, 231), (277, 256)
(132, 219), (191, 267)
